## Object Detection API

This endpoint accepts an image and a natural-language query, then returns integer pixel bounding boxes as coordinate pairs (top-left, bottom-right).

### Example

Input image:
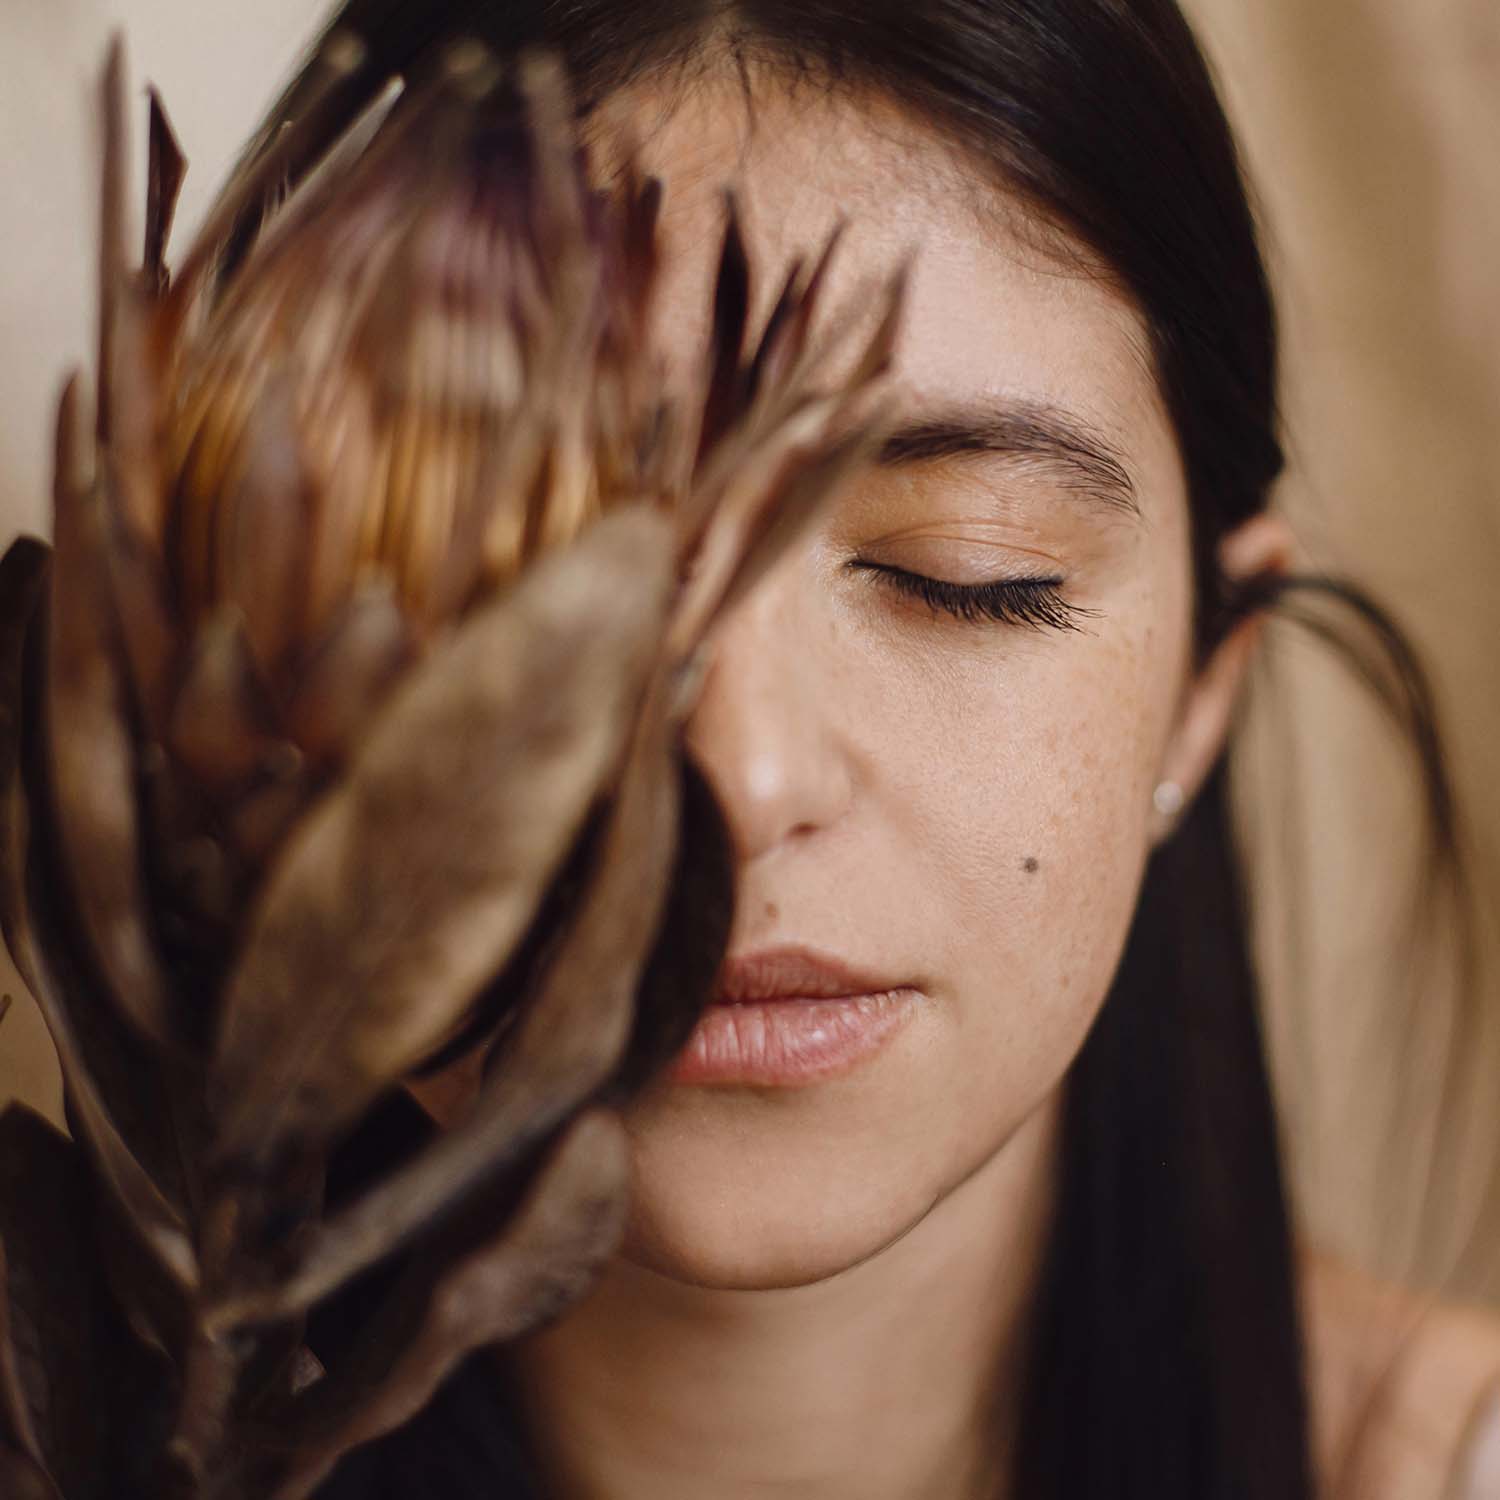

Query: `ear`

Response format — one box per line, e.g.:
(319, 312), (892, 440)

(1150, 511), (1293, 844)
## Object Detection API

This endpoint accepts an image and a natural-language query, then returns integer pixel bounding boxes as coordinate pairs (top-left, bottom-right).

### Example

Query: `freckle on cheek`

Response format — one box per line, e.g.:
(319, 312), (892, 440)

(1023, 857), (1040, 875)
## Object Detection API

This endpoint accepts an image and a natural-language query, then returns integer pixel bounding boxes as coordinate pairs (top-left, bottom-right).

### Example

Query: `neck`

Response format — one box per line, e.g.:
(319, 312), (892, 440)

(499, 1100), (1059, 1500)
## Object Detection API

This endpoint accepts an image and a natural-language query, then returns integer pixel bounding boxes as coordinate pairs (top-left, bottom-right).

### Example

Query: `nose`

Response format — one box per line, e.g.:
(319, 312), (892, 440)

(682, 566), (855, 866)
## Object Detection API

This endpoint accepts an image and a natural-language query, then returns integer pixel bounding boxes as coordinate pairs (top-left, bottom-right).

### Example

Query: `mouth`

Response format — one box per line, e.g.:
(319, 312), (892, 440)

(665, 944), (921, 1086)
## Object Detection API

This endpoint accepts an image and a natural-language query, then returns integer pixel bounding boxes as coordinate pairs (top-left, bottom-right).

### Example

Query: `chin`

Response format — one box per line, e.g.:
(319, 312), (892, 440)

(614, 1079), (956, 1291)
(618, 1191), (930, 1292)
(618, 1183), (932, 1292)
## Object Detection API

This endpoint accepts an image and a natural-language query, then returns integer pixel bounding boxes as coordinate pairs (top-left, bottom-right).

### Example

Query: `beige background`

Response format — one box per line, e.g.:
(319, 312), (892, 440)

(0, 1), (1496, 1297)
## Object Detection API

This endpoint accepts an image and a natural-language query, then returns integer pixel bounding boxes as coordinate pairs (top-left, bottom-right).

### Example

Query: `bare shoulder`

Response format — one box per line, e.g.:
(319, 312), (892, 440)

(1299, 1247), (1500, 1499)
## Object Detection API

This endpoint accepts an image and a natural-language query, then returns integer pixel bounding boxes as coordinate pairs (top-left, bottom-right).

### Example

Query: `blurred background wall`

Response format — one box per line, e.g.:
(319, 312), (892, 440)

(1183, 0), (1500, 1299)
(0, 0), (1496, 1297)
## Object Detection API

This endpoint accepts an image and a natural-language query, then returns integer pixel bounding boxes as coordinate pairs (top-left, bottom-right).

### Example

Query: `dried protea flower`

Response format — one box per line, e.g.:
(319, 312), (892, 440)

(0, 24), (900, 1500)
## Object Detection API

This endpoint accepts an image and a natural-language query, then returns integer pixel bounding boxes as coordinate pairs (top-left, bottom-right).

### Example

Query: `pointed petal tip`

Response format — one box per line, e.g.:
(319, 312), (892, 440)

(145, 85), (188, 286)
(443, 37), (501, 98)
(102, 30), (126, 85)
(98, 36), (131, 446)
(53, 372), (96, 504)
(99, 35), (128, 179)
(718, 188), (747, 247)
(56, 368), (83, 424)
(516, 47), (571, 104)
(320, 27), (368, 79)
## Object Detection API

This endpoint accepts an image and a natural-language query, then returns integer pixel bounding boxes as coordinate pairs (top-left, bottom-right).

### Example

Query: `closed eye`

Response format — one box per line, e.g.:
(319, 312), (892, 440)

(849, 560), (1096, 632)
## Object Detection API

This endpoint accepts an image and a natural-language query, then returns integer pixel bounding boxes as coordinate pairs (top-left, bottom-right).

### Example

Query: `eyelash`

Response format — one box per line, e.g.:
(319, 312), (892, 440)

(850, 561), (1094, 632)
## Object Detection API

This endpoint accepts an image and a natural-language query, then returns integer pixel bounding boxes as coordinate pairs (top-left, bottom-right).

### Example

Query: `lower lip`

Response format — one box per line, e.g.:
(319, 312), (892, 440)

(664, 989), (920, 1087)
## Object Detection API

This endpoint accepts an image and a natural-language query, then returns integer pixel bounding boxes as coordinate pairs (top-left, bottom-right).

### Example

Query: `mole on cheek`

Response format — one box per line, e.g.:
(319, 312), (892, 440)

(1023, 857), (1040, 875)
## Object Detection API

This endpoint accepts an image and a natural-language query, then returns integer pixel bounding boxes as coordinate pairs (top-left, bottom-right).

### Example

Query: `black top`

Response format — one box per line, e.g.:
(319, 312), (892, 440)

(313, 1354), (542, 1499)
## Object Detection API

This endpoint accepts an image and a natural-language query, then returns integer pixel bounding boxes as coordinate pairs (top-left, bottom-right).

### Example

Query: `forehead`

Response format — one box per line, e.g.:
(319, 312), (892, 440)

(590, 67), (1182, 509)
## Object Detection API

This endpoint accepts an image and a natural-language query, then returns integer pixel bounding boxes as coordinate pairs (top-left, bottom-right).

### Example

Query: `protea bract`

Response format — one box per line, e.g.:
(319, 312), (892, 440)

(0, 25), (901, 1500)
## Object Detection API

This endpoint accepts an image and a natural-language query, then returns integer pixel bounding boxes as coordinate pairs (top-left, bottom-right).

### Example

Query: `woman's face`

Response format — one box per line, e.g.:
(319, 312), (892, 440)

(605, 71), (1199, 1290)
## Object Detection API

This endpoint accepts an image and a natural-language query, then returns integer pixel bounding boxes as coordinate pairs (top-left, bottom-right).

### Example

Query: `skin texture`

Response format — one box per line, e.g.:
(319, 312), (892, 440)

(496, 63), (1292, 1500)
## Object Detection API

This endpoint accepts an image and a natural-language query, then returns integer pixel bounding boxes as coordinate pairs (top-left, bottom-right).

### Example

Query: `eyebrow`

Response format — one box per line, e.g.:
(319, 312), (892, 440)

(876, 399), (1142, 519)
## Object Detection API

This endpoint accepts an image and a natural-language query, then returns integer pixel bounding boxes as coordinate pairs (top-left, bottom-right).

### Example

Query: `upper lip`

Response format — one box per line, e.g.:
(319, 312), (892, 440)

(710, 945), (907, 1004)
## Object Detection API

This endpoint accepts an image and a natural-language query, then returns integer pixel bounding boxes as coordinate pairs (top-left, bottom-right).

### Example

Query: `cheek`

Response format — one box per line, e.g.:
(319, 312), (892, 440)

(614, 550), (1190, 1289)
(859, 594), (1184, 1114)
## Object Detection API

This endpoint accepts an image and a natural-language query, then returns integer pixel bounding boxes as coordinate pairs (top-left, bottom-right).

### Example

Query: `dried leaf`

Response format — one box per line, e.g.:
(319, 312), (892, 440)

(109, 279), (174, 547)
(743, 253), (806, 407)
(605, 749), (735, 1097)
(389, 762), (615, 1095)
(709, 411), (893, 634)
(267, 80), (405, 258)
(665, 389), (842, 657)
(211, 506), (676, 1163)
(668, 265), (905, 661)
(211, 672), (678, 1327)
(772, 218), (848, 396)
(167, 610), (279, 790)
(2, 521), (199, 1221)
(214, 374), (313, 677)
(225, 753), (313, 868)
(144, 87), (186, 294)
(99, 512), (176, 738)
(0, 538), (49, 772)
(0, 1241), (46, 1477)
(302, 383), (382, 638)
(671, 220), (847, 556)
(172, 29), (372, 309)
(92, 1181), (198, 1372)
(264, 1108), (629, 1500)
(696, 193), (752, 466)
(845, 261), (909, 392)
(0, 1444), (60, 1500)
(518, 53), (588, 276)
(46, 375), (176, 1048)
(0, 1106), (163, 1500)
(97, 38), (127, 449)
(0, 838), (198, 1293)
(0, 523), (196, 1290)
(284, 582), (414, 765)
(165, 1328), (239, 1487)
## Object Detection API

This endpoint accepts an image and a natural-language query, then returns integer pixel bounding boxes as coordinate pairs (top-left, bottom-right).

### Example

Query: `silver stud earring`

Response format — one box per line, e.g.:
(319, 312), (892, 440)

(1153, 780), (1185, 819)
